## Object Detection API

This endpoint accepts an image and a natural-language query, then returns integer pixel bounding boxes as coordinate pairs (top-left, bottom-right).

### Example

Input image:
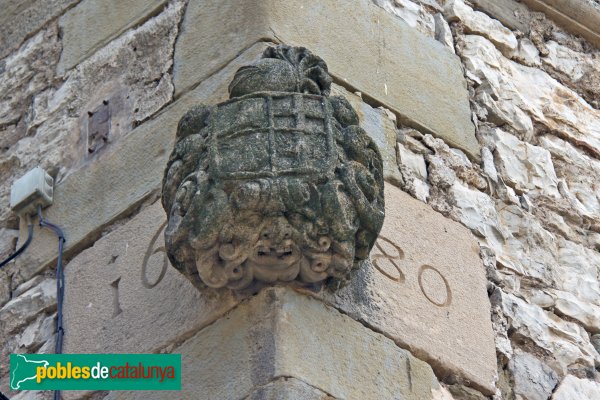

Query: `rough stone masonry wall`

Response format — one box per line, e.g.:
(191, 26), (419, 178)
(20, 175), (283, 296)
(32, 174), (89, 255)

(375, 0), (600, 398)
(0, 1), (187, 399)
(0, 0), (599, 399)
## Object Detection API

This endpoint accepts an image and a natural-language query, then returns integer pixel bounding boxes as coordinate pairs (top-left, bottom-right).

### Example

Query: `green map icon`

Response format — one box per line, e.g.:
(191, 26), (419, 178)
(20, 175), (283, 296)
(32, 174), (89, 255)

(10, 354), (49, 390)
(9, 353), (181, 390)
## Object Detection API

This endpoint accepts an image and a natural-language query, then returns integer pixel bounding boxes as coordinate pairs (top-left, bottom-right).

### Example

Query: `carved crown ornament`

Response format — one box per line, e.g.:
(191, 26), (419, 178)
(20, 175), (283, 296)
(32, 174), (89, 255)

(161, 45), (385, 290)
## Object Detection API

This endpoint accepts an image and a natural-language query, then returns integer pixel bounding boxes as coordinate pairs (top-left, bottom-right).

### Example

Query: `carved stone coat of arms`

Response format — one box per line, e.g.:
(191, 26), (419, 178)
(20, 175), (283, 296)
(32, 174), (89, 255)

(162, 45), (384, 290)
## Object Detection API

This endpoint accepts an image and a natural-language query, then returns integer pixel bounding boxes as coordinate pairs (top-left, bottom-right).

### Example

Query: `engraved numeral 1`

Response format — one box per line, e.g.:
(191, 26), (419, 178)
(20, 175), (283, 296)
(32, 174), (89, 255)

(110, 278), (122, 317)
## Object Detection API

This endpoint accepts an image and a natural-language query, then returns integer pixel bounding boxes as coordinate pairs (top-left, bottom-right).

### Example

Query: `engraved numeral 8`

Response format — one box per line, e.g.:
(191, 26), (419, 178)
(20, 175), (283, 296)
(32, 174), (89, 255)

(371, 236), (405, 283)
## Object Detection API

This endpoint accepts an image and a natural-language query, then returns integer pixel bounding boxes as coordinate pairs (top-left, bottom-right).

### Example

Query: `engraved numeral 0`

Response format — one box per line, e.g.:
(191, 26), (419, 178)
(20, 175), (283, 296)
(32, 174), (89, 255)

(372, 236), (452, 307)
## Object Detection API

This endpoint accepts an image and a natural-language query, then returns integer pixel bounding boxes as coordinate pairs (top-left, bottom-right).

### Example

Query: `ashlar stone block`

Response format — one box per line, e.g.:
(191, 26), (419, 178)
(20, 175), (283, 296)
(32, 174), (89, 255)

(57, 0), (169, 73)
(174, 0), (479, 159)
(102, 287), (443, 400)
(0, 0), (79, 59)
(62, 201), (241, 356)
(316, 183), (497, 395)
(61, 182), (496, 397)
(469, 0), (531, 33)
(243, 378), (334, 400)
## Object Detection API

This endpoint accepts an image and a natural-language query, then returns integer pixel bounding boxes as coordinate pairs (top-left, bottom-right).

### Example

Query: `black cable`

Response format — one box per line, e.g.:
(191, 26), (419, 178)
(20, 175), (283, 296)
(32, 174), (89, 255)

(37, 206), (66, 400)
(0, 390), (9, 400)
(0, 219), (33, 269)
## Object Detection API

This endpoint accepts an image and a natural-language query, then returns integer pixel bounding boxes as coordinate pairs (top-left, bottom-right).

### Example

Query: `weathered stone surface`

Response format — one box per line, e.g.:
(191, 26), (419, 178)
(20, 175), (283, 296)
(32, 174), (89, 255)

(37, 333), (57, 357)
(489, 198), (600, 313)
(551, 289), (600, 333)
(445, 384), (486, 400)
(397, 133), (432, 202)
(509, 351), (558, 400)
(592, 334), (600, 354)
(421, 133), (488, 192)
(542, 41), (600, 108)
(0, 228), (18, 264)
(490, 128), (560, 197)
(0, 272), (9, 310)
(552, 375), (600, 400)
(427, 155), (457, 191)
(514, 38), (541, 67)
(397, 142), (428, 181)
(431, 386), (457, 400)
(31, 0), (182, 148)
(1, 0), (183, 236)
(444, 0), (518, 57)
(10, 391), (52, 400)
(12, 43), (271, 285)
(0, 0), (78, 59)
(62, 201), (241, 356)
(491, 288), (600, 375)
(0, 25), (60, 137)
(493, 203), (555, 281)
(12, 275), (46, 299)
(480, 146), (498, 182)
(469, 0), (531, 33)
(244, 378), (335, 400)
(374, 0), (436, 38)
(434, 12), (455, 53)
(102, 377), (337, 400)
(57, 0), (169, 73)
(174, 0), (479, 159)
(107, 288), (441, 399)
(317, 184), (496, 395)
(1, 1), (598, 400)
(539, 135), (600, 221)
(162, 45), (384, 290)
(521, 0), (600, 49)
(543, 41), (586, 82)
(450, 180), (504, 245)
(411, 136), (565, 286)
(331, 84), (402, 185)
(459, 34), (600, 158)
(552, 239), (600, 309)
(17, 312), (55, 350)
(0, 278), (55, 336)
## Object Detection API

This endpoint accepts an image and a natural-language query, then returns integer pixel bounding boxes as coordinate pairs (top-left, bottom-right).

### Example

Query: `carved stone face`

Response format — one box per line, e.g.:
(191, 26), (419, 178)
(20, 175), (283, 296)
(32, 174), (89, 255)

(162, 45), (385, 290)
(194, 212), (336, 290)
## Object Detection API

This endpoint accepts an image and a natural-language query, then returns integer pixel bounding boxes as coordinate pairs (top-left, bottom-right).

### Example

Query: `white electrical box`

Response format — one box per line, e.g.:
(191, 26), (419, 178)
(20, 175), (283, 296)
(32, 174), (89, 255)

(10, 167), (54, 216)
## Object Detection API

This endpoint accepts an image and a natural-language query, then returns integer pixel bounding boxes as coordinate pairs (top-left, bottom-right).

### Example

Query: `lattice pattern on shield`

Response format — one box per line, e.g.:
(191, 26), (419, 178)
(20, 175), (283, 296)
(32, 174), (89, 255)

(207, 92), (336, 181)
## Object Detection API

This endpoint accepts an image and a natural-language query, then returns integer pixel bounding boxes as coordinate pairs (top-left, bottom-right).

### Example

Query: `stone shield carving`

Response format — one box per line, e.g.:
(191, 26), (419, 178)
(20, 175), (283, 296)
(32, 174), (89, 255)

(161, 45), (384, 290)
